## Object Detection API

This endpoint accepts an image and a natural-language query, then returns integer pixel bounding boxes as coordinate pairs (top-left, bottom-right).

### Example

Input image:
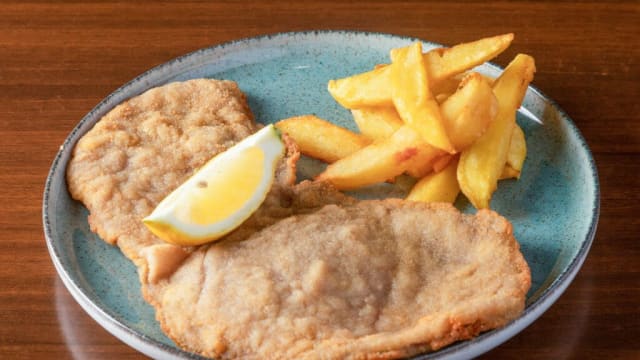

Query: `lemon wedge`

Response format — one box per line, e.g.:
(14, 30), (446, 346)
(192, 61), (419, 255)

(143, 124), (285, 246)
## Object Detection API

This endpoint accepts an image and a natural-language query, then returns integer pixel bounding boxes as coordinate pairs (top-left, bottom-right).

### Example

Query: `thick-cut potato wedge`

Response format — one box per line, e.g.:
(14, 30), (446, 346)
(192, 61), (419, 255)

(500, 124), (527, 179)
(407, 156), (460, 204)
(351, 107), (403, 141)
(327, 33), (514, 109)
(316, 126), (441, 190)
(424, 33), (514, 84)
(440, 72), (498, 151)
(458, 54), (536, 209)
(327, 66), (393, 109)
(275, 115), (370, 163)
(390, 42), (454, 153)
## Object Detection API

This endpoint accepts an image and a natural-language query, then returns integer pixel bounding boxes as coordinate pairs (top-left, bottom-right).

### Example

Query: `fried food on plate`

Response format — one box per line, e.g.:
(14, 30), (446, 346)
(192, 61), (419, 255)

(351, 106), (403, 141)
(407, 156), (460, 204)
(316, 125), (443, 190)
(327, 33), (513, 109)
(148, 200), (530, 359)
(67, 51), (532, 358)
(319, 33), (536, 209)
(66, 79), (258, 266)
(275, 115), (370, 163)
(439, 72), (498, 151)
(458, 54), (536, 208)
(315, 70), (498, 189)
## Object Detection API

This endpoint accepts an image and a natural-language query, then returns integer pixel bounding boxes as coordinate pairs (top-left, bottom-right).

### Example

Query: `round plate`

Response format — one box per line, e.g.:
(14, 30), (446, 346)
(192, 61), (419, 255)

(43, 31), (599, 359)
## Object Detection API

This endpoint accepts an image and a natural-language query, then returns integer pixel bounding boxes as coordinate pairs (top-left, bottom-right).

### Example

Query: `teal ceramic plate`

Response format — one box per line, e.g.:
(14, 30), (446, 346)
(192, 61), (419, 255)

(43, 31), (599, 359)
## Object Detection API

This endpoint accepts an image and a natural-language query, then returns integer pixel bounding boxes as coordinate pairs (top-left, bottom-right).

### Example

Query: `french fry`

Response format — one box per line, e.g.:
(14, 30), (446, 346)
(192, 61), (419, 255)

(351, 107), (403, 141)
(423, 33), (514, 83)
(458, 54), (536, 209)
(390, 42), (454, 153)
(275, 115), (370, 163)
(407, 156), (460, 204)
(500, 124), (527, 179)
(327, 33), (514, 109)
(327, 66), (393, 109)
(440, 72), (498, 151)
(316, 126), (441, 190)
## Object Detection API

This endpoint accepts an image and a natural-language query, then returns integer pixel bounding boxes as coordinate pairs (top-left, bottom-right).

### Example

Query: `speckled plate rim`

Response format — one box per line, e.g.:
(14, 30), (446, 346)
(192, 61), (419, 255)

(43, 30), (600, 360)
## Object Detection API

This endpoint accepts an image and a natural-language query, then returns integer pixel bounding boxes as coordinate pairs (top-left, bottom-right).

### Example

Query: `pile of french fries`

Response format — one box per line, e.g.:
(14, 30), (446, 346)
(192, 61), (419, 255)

(276, 34), (535, 209)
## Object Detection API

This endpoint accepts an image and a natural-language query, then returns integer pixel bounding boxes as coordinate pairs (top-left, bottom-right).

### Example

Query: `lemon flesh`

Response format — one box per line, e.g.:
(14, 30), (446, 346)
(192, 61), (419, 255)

(143, 125), (285, 246)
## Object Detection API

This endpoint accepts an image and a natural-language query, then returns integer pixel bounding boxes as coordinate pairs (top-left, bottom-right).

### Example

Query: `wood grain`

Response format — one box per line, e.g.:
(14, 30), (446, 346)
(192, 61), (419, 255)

(1, 1), (638, 359)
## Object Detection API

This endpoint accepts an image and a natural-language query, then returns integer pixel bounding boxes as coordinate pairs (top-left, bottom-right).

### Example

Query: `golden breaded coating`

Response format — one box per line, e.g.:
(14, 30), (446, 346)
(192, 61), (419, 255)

(67, 79), (257, 269)
(147, 200), (530, 359)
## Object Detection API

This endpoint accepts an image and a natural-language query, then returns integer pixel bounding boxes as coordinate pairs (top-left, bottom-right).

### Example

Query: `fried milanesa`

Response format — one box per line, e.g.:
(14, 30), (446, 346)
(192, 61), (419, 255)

(146, 201), (530, 359)
(67, 79), (530, 359)
(67, 79), (258, 269)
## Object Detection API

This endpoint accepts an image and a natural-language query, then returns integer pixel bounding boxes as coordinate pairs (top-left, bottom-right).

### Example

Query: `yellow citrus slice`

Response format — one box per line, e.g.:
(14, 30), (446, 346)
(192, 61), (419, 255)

(143, 124), (285, 246)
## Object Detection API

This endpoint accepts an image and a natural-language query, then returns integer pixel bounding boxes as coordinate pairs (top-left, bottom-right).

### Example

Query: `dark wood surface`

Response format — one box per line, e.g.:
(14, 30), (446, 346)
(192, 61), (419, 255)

(1, 1), (638, 359)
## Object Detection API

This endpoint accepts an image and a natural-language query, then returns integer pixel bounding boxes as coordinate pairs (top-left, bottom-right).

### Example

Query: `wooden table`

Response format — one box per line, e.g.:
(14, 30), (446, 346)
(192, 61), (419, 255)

(1, 1), (638, 359)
